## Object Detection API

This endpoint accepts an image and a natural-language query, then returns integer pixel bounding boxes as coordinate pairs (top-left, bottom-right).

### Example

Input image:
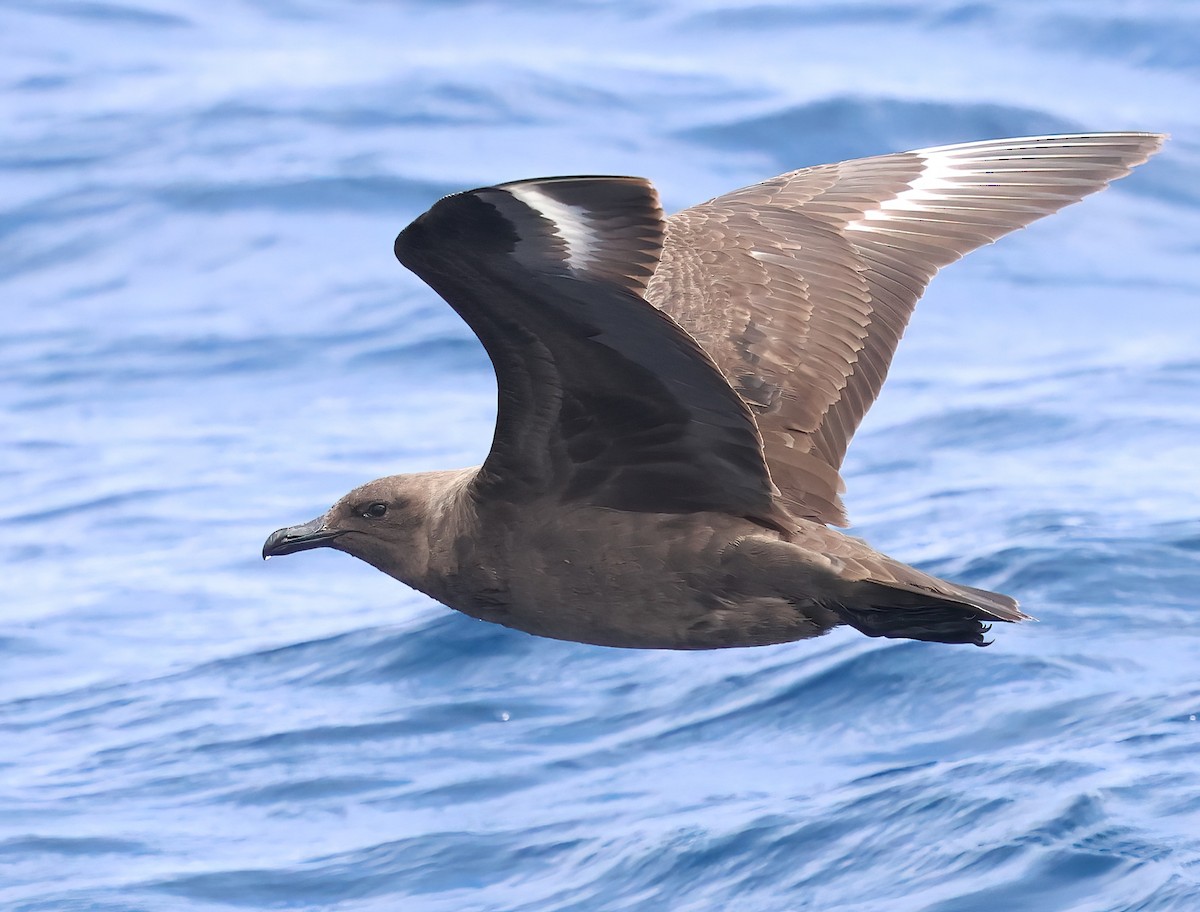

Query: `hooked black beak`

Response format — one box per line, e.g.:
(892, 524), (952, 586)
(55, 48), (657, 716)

(262, 516), (343, 559)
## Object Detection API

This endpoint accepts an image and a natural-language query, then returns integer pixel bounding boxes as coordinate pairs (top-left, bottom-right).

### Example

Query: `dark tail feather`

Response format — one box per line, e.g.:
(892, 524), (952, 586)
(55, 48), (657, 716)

(950, 583), (1028, 623)
(833, 582), (1029, 647)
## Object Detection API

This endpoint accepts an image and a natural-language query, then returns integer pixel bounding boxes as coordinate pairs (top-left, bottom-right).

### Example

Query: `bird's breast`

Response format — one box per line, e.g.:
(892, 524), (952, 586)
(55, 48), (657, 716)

(436, 505), (784, 647)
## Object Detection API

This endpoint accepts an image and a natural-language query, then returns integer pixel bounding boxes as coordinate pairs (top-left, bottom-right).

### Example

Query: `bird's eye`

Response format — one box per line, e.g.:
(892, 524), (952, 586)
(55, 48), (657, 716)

(362, 502), (388, 519)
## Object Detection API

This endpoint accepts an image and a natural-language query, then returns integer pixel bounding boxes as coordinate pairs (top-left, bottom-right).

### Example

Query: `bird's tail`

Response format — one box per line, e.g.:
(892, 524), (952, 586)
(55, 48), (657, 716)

(832, 580), (1031, 647)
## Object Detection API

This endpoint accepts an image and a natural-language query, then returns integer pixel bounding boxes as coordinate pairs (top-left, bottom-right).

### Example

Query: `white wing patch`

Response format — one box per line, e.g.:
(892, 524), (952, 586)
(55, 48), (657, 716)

(843, 134), (1165, 235)
(845, 151), (968, 226)
(507, 184), (599, 270)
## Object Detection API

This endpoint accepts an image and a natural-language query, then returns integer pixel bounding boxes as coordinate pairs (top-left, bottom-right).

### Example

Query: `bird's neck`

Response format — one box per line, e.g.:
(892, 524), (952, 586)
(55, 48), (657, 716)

(395, 467), (484, 599)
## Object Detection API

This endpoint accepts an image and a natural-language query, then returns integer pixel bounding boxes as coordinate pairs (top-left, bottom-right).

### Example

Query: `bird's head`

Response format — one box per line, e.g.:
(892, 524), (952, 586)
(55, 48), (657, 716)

(262, 473), (448, 584)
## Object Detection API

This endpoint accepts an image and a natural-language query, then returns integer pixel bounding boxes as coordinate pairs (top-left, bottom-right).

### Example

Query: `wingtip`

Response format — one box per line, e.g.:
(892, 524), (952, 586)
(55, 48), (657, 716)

(912, 130), (1171, 162)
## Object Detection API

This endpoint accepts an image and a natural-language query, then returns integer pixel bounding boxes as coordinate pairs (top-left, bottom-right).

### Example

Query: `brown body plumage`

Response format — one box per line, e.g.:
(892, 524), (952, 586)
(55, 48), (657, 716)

(264, 133), (1164, 648)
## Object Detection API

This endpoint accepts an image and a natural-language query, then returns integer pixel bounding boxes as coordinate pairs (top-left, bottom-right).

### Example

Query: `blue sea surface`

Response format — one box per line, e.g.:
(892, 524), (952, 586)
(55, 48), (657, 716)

(3, 1), (1200, 909)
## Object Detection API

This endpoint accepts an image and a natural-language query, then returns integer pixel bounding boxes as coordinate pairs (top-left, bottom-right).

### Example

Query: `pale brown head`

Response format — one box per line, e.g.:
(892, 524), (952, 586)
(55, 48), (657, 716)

(262, 474), (440, 584)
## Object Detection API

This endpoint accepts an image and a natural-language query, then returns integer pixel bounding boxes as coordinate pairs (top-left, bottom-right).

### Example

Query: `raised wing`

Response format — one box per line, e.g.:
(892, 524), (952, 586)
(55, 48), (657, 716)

(647, 132), (1165, 525)
(394, 176), (792, 529)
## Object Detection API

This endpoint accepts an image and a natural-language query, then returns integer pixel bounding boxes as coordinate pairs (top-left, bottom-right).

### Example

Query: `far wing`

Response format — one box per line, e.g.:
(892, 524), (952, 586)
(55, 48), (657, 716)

(647, 133), (1165, 525)
(394, 176), (792, 529)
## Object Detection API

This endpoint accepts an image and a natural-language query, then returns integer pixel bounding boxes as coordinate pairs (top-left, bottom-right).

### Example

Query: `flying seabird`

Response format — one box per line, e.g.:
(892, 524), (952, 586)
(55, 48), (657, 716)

(264, 132), (1164, 648)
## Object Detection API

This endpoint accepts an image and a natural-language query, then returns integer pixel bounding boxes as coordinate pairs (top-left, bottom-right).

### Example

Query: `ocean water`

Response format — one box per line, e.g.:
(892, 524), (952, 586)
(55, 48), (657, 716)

(3, 1), (1200, 909)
